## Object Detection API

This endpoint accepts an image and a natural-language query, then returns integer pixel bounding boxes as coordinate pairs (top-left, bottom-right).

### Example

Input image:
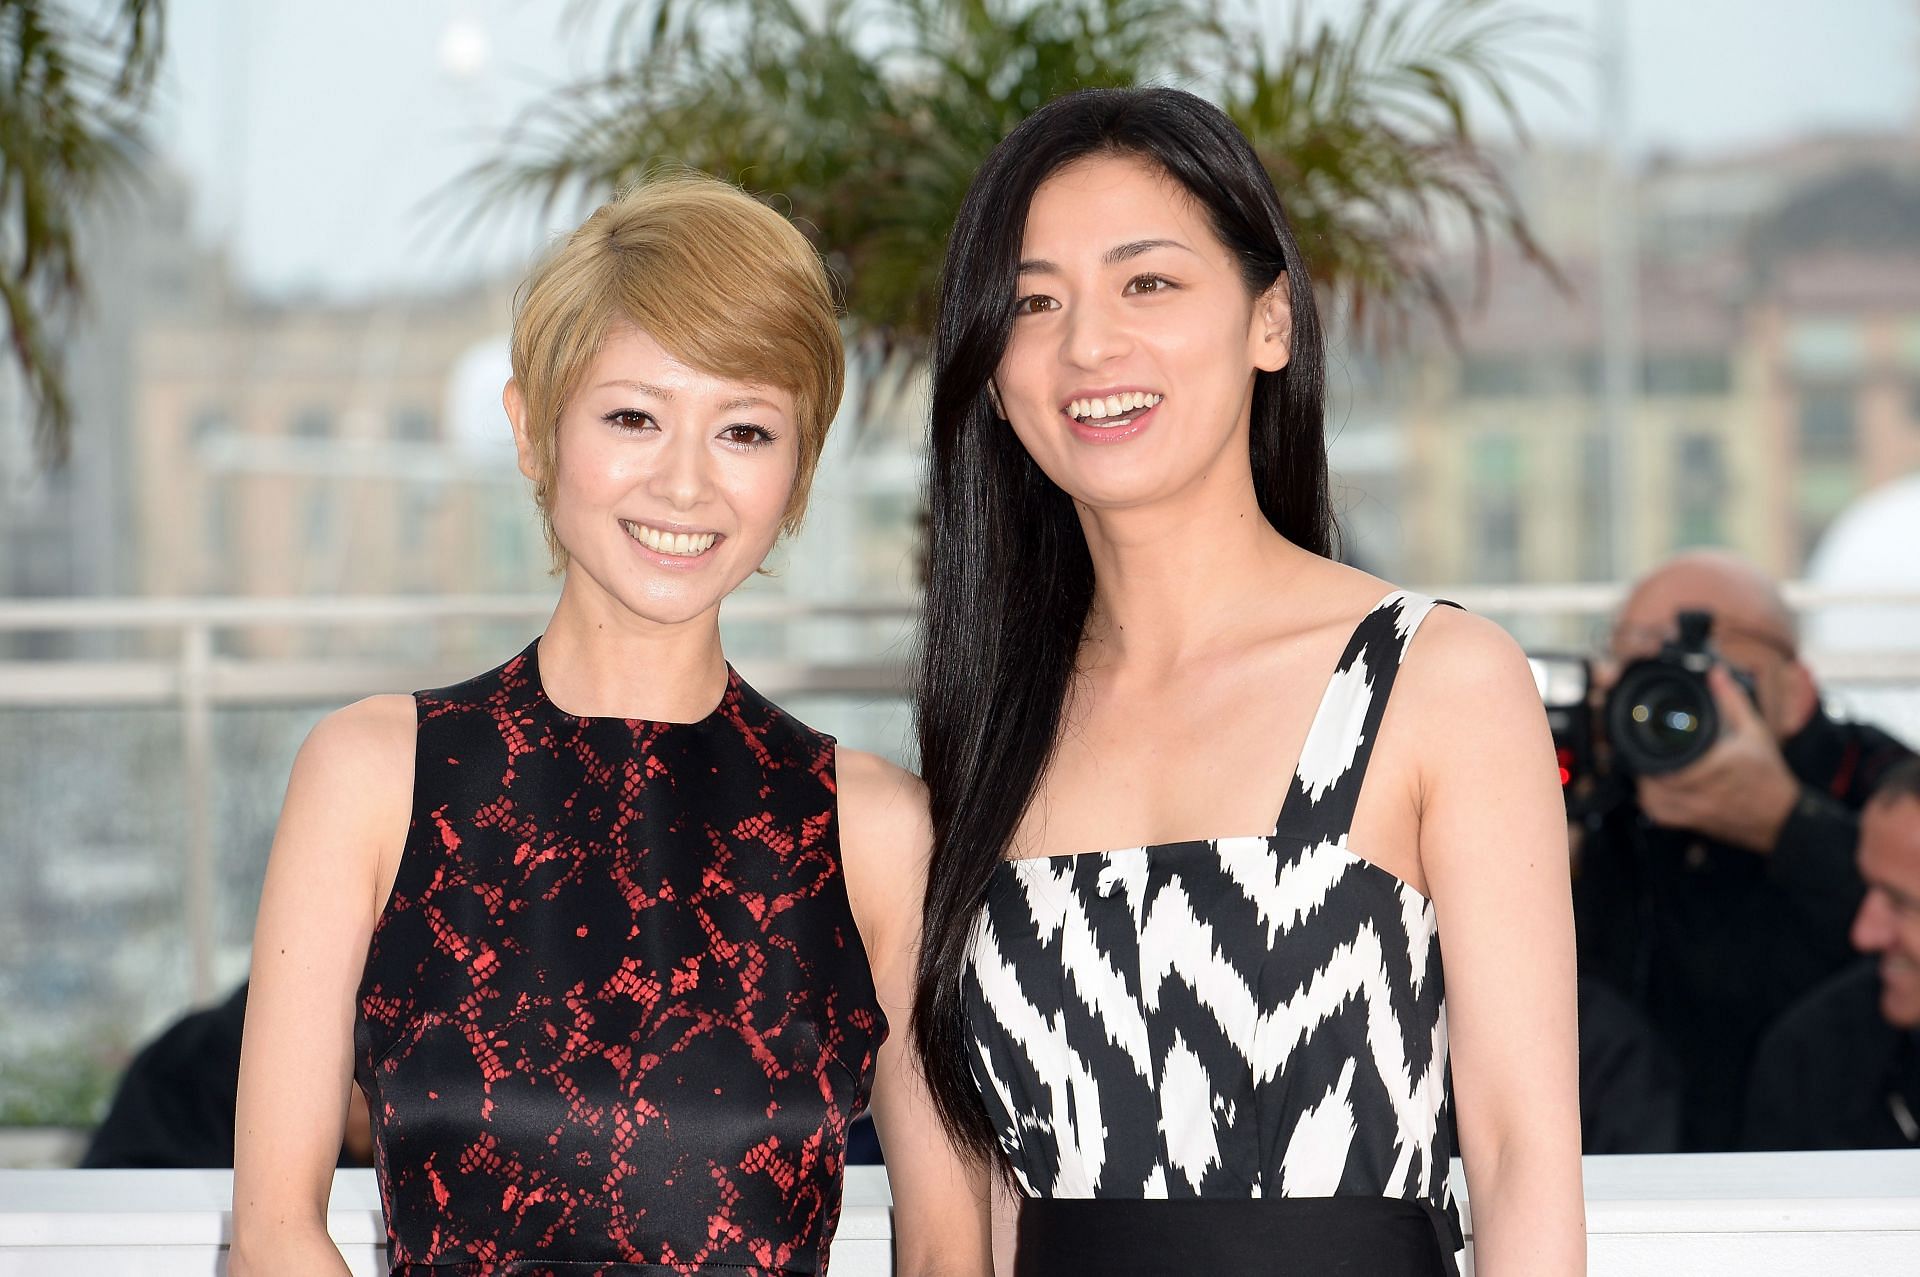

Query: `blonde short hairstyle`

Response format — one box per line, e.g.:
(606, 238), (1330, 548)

(509, 174), (845, 566)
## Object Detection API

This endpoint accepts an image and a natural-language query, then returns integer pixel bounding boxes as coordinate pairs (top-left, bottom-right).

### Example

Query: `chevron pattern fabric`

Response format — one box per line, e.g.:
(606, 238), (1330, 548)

(962, 591), (1464, 1272)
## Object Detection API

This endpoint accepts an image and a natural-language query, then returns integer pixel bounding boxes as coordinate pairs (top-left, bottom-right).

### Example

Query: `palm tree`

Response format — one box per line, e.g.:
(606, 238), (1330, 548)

(470, 0), (1564, 361)
(1, 0), (163, 463)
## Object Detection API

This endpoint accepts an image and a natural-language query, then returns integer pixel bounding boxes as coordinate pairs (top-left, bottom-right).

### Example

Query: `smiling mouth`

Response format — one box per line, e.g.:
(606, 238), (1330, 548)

(620, 519), (720, 557)
(1067, 392), (1163, 428)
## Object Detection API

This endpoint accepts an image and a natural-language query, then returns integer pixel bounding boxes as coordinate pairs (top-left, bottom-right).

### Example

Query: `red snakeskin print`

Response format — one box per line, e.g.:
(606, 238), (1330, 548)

(354, 639), (886, 1275)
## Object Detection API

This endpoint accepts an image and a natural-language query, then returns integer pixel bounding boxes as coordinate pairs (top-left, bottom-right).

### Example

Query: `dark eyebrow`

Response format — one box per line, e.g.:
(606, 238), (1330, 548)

(1016, 238), (1194, 275)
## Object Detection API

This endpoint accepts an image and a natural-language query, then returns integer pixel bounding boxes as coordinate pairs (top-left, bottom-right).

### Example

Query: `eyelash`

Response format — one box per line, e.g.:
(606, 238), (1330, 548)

(603, 411), (777, 446)
(1011, 274), (1178, 314)
(604, 409), (655, 432)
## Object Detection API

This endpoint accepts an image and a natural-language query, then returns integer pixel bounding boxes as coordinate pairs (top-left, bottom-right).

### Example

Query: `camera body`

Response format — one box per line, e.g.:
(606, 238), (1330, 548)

(1531, 609), (1761, 803)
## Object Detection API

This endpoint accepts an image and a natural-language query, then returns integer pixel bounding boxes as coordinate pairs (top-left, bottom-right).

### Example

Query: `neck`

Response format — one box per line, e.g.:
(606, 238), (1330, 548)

(535, 571), (730, 721)
(1077, 464), (1313, 670)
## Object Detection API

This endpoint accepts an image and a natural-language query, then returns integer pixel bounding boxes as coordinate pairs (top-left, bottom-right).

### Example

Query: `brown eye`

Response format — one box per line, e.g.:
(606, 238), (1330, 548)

(1125, 275), (1172, 295)
(721, 423), (775, 445)
(604, 410), (656, 432)
(1014, 294), (1057, 315)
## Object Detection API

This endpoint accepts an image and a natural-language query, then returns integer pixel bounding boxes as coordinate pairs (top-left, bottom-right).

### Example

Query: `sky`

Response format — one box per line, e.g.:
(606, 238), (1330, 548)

(147, 0), (1920, 300)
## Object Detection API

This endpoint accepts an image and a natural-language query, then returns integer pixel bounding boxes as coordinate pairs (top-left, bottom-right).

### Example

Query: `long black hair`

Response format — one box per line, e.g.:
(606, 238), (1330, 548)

(912, 86), (1334, 1162)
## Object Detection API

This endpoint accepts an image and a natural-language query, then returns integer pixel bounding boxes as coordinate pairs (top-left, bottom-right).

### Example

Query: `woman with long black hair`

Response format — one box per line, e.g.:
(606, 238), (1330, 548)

(912, 88), (1583, 1274)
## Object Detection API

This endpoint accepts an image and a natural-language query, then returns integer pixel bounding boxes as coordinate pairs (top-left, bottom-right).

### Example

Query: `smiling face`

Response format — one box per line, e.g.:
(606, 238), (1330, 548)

(992, 152), (1290, 512)
(1855, 794), (1920, 1029)
(509, 323), (799, 628)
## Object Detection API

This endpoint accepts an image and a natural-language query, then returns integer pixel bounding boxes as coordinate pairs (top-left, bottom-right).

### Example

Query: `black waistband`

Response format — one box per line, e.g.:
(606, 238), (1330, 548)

(1014, 1194), (1456, 1277)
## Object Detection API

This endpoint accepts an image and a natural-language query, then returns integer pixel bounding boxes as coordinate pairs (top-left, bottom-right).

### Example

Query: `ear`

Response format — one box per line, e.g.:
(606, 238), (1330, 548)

(1250, 275), (1293, 374)
(1773, 658), (1821, 738)
(503, 379), (542, 485)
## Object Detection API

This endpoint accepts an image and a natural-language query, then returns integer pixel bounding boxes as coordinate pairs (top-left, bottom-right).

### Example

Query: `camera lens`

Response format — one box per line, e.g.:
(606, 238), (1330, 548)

(1606, 663), (1721, 775)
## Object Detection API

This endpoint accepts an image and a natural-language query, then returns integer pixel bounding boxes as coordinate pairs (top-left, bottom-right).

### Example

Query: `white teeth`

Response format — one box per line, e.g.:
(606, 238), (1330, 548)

(622, 520), (717, 557)
(1067, 392), (1162, 422)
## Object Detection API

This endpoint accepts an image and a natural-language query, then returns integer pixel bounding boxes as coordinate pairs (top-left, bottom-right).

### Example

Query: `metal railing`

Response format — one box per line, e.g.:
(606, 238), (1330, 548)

(2, 583), (1918, 1006)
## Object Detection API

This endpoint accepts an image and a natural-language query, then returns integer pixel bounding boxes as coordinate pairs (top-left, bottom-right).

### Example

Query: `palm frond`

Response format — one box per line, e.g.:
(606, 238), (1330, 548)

(1, 0), (163, 462)
(464, 0), (1565, 379)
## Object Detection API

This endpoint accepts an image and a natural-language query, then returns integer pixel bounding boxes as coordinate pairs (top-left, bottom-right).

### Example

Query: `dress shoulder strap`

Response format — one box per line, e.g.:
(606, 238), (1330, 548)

(1273, 589), (1458, 845)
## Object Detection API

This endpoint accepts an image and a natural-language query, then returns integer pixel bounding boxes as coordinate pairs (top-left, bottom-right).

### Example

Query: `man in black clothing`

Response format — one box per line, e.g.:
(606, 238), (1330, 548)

(1572, 551), (1915, 1151)
(81, 981), (373, 1168)
(1745, 763), (1920, 1150)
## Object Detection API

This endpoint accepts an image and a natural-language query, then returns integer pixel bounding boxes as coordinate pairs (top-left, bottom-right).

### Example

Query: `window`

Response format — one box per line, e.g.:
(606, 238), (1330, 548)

(1797, 386), (1857, 464)
(1673, 432), (1726, 548)
(1458, 355), (1596, 398)
(1475, 501), (1523, 583)
(1471, 434), (1524, 489)
(1643, 355), (1732, 397)
(290, 407), (332, 440)
(1578, 433), (1613, 580)
(1787, 319), (1865, 377)
(392, 406), (437, 442)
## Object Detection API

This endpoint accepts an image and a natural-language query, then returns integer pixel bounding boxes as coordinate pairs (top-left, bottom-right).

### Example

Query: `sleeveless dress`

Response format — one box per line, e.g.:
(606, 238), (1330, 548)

(962, 590), (1465, 1275)
(354, 638), (886, 1276)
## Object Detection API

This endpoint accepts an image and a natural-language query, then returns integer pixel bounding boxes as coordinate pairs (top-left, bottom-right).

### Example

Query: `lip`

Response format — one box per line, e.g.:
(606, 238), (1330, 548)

(619, 517), (724, 570)
(1064, 397), (1161, 446)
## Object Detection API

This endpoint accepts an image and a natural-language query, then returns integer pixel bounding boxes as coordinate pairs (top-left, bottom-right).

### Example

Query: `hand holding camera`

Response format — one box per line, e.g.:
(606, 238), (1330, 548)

(1630, 661), (1798, 853)
(1538, 608), (1801, 854)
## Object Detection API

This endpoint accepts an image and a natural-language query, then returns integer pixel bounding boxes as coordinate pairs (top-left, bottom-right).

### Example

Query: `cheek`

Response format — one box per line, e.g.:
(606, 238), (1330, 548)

(722, 451), (801, 532)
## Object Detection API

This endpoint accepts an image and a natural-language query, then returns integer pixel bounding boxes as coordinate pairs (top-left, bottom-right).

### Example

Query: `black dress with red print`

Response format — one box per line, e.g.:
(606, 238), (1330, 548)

(355, 638), (885, 1276)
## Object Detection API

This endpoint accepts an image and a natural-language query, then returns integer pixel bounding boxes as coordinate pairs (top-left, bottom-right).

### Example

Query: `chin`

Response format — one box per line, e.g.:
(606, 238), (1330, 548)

(1881, 981), (1920, 1031)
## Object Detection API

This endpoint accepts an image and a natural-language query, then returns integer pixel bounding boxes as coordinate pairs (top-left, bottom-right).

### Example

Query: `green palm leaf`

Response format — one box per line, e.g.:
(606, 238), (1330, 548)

(468, 0), (1565, 371)
(1, 0), (162, 463)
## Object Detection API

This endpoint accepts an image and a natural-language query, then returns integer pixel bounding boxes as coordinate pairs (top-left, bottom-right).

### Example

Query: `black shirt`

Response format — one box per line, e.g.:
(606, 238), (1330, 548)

(81, 983), (250, 1168)
(1744, 961), (1920, 1151)
(1572, 706), (1913, 1151)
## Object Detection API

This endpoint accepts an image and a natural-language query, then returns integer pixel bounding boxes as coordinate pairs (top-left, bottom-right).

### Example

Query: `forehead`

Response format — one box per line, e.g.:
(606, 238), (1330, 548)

(1613, 566), (1785, 643)
(1863, 798), (1920, 891)
(1021, 154), (1222, 262)
(584, 322), (792, 413)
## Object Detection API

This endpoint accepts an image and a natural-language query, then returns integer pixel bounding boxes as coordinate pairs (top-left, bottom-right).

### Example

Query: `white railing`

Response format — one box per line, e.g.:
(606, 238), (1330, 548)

(2, 584), (1917, 1007)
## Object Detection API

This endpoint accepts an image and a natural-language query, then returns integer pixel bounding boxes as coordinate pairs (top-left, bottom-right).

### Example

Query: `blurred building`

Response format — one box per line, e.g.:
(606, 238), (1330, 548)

(0, 165), (229, 655)
(130, 279), (533, 625)
(1401, 132), (1920, 586)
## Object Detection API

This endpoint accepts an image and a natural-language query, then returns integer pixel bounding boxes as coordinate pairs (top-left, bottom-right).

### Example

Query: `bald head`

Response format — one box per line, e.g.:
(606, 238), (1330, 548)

(1610, 550), (1815, 739)
(1616, 550), (1797, 656)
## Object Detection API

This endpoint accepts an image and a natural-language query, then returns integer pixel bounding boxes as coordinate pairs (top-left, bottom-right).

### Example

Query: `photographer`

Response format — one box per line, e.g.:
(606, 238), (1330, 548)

(1743, 760), (1920, 1151)
(1572, 550), (1914, 1150)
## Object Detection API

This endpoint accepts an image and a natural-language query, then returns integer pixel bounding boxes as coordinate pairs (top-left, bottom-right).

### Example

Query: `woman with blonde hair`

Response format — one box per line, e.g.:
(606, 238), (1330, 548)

(234, 175), (985, 1276)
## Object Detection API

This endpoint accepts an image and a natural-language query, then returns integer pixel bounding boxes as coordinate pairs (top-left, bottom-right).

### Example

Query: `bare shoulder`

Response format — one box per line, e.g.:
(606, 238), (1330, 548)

(1396, 601), (1541, 718)
(284, 694), (417, 839)
(835, 745), (931, 851)
(297, 694), (415, 783)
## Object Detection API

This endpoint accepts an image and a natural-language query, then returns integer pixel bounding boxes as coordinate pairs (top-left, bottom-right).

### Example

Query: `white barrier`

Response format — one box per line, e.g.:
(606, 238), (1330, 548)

(2, 1153), (1918, 1274)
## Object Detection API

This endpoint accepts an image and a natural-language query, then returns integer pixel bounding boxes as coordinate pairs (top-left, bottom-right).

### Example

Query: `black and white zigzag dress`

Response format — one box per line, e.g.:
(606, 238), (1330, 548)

(963, 590), (1465, 1276)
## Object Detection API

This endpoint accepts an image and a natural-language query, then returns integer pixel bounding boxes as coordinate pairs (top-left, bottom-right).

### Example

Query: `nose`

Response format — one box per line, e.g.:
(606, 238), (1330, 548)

(1853, 887), (1895, 955)
(646, 423), (713, 511)
(1060, 293), (1131, 370)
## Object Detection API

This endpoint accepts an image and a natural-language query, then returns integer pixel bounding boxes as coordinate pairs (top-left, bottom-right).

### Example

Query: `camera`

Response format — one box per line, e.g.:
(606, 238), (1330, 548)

(1530, 609), (1760, 799)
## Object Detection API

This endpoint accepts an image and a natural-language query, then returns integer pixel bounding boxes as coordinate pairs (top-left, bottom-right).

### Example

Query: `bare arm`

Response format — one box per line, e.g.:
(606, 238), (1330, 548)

(837, 746), (993, 1277)
(1404, 611), (1585, 1275)
(231, 695), (415, 1277)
